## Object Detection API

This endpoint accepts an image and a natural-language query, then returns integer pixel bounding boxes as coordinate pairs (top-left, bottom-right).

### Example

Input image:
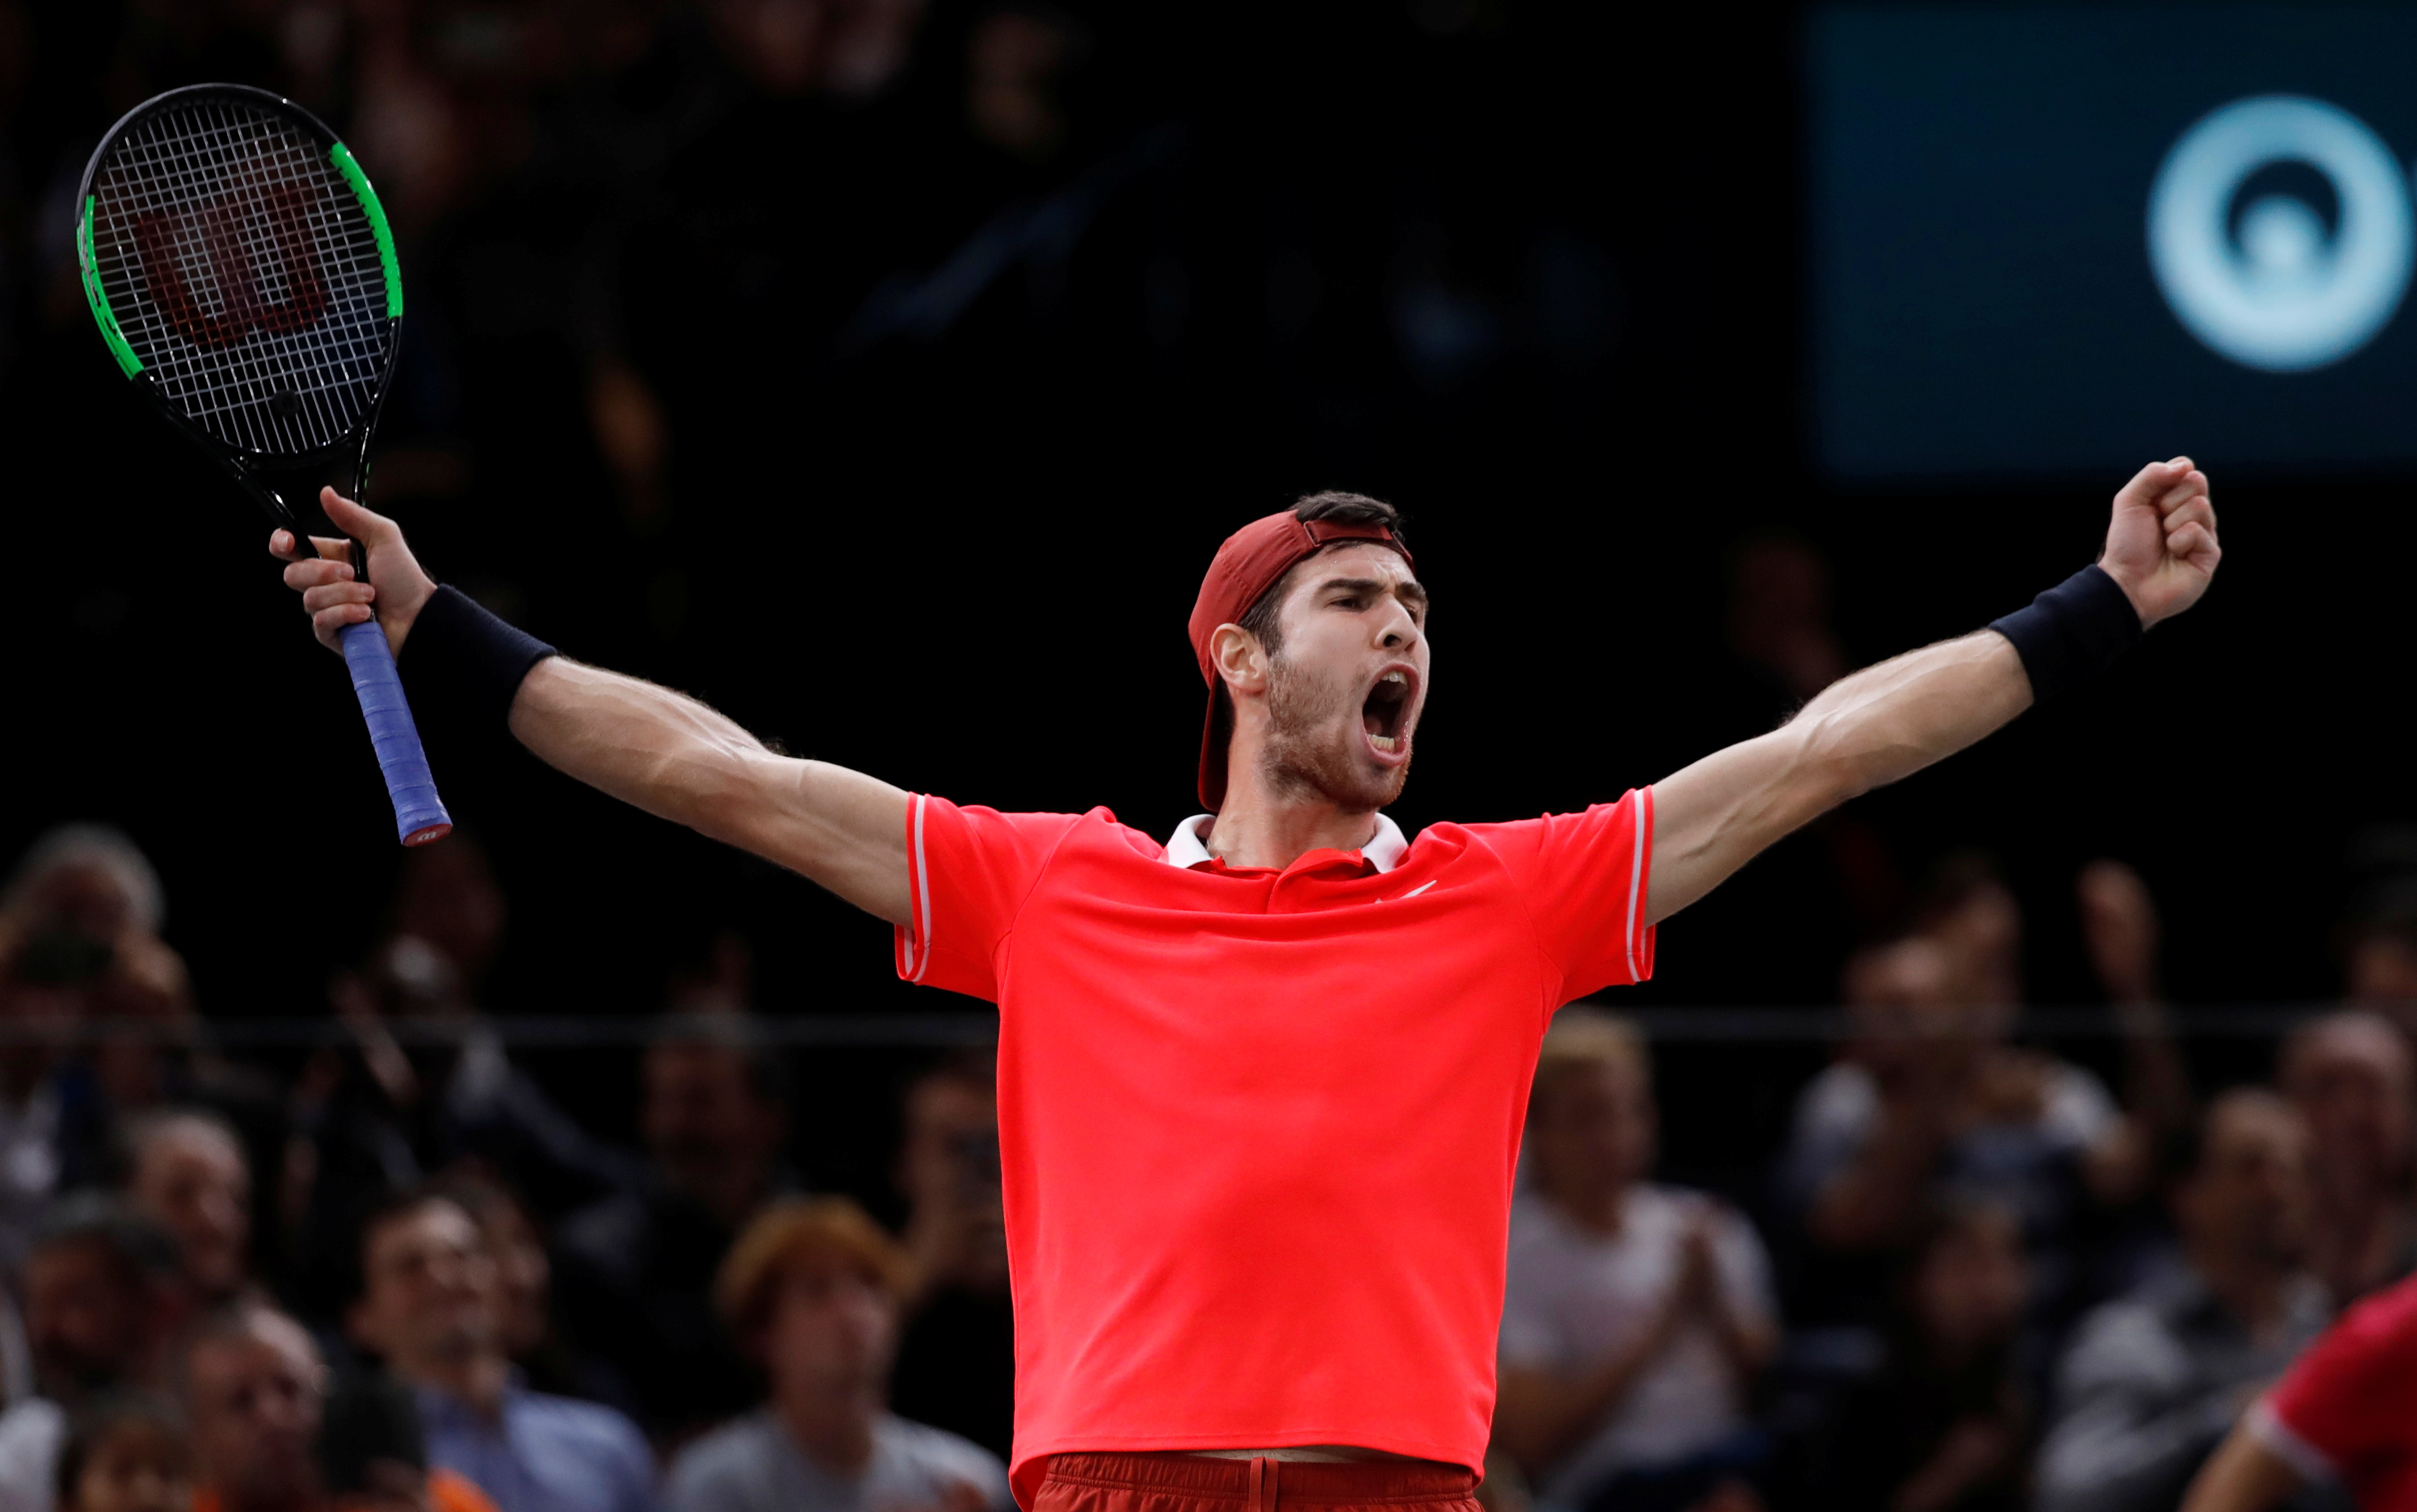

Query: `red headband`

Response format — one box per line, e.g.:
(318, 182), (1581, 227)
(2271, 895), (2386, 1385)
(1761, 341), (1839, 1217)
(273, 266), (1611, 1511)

(1187, 512), (1414, 810)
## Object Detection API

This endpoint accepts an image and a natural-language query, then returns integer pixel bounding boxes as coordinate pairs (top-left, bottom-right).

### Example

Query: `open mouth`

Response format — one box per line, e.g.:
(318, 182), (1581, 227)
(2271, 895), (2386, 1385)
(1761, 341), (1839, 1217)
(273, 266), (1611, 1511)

(1362, 669), (1412, 754)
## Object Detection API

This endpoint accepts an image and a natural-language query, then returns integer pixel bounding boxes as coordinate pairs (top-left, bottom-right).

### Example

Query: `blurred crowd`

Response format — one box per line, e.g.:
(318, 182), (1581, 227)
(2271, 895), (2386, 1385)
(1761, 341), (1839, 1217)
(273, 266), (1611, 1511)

(7, 784), (2417, 1512)
(7, 806), (2417, 1512)
(0, 823), (1024, 1512)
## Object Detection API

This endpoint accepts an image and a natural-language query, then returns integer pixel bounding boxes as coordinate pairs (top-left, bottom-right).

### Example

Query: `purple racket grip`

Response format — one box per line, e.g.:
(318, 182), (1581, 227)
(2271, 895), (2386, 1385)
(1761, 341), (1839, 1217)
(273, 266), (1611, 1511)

(339, 618), (453, 846)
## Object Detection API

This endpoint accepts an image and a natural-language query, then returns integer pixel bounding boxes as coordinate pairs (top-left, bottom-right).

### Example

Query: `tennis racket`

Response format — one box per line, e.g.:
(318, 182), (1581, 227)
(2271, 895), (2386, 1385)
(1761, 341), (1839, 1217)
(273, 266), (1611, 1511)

(74, 83), (451, 847)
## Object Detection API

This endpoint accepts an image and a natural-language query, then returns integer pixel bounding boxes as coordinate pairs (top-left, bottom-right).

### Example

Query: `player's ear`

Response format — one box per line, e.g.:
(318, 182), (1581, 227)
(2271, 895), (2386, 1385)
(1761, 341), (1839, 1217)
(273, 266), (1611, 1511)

(1210, 623), (1266, 697)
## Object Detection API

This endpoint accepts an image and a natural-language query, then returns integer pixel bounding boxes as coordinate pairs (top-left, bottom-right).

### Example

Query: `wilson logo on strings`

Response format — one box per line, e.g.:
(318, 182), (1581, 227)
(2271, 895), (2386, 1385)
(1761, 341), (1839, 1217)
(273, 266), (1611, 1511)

(132, 186), (328, 350)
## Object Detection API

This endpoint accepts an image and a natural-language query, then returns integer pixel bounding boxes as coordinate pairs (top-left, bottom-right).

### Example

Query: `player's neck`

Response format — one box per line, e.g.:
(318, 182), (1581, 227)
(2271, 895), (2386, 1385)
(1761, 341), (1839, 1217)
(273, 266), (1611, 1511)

(1205, 786), (1381, 872)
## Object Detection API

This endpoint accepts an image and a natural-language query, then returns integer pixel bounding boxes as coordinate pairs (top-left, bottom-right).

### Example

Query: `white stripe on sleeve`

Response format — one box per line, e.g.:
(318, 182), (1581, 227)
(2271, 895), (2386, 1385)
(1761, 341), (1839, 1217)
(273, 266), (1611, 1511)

(908, 793), (934, 983)
(1624, 787), (1652, 981)
(2245, 1398), (2340, 1486)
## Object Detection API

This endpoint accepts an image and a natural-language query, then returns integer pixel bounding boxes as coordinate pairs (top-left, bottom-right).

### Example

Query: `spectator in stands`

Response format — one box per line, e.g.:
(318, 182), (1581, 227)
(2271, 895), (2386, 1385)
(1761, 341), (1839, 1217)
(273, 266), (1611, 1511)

(345, 1188), (653, 1512)
(2340, 883), (2417, 1031)
(52, 1395), (191, 1512)
(888, 1053), (1013, 1460)
(119, 1109), (252, 1304)
(555, 1015), (795, 1440)
(388, 837), (509, 999)
(383, 841), (632, 1221)
(1494, 1011), (1778, 1511)
(2180, 1268), (2417, 1512)
(79, 932), (196, 1119)
(442, 1180), (612, 1406)
(289, 937), (633, 1318)
(2279, 1012), (2416, 1305)
(0, 1199), (189, 1512)
(1784, 924), (2146, 1328)
(1, 826), (172, 1146)
(2035, 1090), (2330, 1512)
(1813, 1196), (2033, 1512)
(183, 1301), (498, 1512)
(665, 1198), (1009, 1512)
(0, 930), (98, 1272)
(0, 827), (163, 947)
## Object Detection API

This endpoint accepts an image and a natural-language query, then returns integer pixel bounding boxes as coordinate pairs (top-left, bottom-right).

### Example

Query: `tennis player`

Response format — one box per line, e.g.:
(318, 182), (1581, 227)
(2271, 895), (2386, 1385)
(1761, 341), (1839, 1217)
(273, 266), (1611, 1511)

(274, 459), (2218, 1512)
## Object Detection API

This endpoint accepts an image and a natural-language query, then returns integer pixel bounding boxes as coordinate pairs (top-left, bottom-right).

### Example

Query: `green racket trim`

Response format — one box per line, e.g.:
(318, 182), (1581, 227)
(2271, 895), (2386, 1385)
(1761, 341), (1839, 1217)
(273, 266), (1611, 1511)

(328, 141), (402, 319)
(77, 196), (143, 378)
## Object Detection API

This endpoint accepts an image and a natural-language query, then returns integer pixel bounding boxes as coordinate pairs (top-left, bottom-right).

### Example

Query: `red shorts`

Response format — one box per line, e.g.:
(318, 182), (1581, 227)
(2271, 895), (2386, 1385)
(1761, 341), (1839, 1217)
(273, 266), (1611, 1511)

(1031, 1455), (1481, 1512)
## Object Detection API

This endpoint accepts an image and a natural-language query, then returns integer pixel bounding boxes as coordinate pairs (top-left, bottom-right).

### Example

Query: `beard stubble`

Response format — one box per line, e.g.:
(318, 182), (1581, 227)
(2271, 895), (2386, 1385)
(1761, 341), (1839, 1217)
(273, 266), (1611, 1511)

(1255, 650), (1410, 812)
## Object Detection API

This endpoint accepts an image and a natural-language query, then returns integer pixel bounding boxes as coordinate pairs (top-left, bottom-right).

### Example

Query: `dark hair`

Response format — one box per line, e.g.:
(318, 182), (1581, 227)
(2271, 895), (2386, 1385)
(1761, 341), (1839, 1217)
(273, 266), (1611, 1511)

(344, 1182), (483, 1312)
(30, 1195), (184, 1292)
(54, 1393), (187, 1509)
(2163, 1086), (2297, 1192)
(1890, 1188), (2023, 1313)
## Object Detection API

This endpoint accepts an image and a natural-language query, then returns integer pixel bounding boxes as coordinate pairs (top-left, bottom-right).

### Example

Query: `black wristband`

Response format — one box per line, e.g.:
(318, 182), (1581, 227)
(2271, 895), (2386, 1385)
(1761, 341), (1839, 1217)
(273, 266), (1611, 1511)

(1987, 563), (2143, 703)
(402, 585), (557, 732)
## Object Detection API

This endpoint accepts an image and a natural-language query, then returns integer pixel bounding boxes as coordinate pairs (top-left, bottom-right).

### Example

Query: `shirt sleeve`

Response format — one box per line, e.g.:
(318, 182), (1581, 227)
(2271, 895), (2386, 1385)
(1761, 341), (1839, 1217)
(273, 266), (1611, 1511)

(894, 795), (1087, 1002)
(2264, 1281), (2417, 1479)
(1463, 786), (1657, 1003)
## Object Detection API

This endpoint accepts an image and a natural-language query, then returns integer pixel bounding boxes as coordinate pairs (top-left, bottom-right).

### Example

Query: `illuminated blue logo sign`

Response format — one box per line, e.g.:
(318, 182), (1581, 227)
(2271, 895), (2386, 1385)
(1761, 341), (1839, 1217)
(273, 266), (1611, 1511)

(2149, 95), (2414, 372)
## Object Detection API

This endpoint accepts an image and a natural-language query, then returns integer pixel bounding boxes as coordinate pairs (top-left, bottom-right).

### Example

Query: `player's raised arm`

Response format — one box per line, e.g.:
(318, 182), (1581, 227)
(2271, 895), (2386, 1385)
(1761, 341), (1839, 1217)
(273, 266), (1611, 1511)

(271, 490), (911, 925)
(1643, 458), (2219, 926)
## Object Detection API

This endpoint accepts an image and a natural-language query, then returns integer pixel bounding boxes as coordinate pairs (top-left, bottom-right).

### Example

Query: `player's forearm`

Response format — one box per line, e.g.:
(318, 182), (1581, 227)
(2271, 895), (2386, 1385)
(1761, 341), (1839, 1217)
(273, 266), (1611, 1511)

(506, 659), (914, 923)
(1648, 631), (2030, 922)
(1793, 629), (2033, 804)
(510, 658), (775, 834)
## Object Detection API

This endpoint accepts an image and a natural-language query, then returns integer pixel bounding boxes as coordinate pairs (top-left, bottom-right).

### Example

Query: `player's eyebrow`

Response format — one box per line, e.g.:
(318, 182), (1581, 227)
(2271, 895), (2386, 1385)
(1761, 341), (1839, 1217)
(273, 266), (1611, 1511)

(1318, 576), (1429, 613)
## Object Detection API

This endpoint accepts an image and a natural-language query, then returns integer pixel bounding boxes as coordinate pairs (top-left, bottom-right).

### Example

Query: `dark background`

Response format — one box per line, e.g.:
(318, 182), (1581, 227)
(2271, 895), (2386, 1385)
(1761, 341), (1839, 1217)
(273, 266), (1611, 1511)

(0, 0), (2402, 1199)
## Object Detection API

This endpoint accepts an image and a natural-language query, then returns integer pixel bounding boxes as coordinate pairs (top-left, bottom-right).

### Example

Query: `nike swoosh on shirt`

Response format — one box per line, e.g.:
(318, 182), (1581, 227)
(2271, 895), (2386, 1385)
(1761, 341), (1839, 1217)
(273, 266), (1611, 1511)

(1384, 879), (1439, 903)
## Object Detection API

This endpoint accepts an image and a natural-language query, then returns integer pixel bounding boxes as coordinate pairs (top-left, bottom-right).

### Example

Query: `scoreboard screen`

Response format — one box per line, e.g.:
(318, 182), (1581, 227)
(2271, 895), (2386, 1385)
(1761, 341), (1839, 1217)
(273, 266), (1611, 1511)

(1810, 6), (2417, 479)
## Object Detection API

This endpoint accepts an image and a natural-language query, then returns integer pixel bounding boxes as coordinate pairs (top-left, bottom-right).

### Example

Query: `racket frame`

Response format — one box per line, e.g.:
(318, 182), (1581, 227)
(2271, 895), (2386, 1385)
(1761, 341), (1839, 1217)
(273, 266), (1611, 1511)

(77, 82), (450, 847)
(76, 83), (402, 546)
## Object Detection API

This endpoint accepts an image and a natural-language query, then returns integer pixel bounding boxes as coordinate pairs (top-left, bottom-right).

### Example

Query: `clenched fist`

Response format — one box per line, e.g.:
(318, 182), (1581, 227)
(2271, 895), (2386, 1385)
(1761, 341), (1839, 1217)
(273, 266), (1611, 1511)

(2100, 457), (2219, 629)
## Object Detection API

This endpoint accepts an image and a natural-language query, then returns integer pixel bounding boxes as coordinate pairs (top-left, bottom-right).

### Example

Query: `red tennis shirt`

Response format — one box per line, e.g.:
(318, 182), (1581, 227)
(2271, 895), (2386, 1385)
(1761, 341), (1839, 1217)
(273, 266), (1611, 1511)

(2252, 1271), (2417, 1512)
(891, 788), (1657, 1506)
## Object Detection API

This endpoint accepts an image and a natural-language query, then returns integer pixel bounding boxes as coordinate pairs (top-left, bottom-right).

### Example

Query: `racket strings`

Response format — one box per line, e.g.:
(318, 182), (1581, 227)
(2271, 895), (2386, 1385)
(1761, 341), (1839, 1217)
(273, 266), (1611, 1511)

(89, 99), (392, 457)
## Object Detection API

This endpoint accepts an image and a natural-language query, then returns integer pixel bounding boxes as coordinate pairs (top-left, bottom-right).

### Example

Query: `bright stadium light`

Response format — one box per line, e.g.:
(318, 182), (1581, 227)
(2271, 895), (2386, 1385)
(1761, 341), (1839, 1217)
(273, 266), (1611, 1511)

(2148, 94), (2414, 372)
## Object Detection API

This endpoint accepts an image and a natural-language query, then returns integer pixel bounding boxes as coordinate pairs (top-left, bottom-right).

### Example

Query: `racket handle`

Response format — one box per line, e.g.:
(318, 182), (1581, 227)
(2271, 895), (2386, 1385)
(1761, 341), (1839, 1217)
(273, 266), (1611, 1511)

(339, 619), (453, 847)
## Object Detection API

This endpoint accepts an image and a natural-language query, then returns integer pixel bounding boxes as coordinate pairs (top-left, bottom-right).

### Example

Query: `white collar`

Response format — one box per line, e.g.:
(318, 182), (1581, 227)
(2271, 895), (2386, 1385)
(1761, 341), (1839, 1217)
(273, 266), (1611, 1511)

(1163, 812), (1410, 873)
